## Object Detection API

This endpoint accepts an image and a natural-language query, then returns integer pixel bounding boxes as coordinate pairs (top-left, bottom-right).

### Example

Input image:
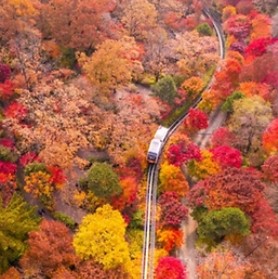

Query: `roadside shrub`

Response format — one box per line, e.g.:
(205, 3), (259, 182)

(151, 75), (177, 105)
(196, 23), (213, 36)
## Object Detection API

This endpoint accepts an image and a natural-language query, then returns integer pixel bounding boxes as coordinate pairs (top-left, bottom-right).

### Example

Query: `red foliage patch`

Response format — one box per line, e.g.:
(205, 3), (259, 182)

(211, 127), (235, 148)
(19, 152), (39, 166)
(262, 155), (278, 183)
(0, 80), (14, 99)
(0, 138), (14, 149)
(155, 257), (186, 279)
(48, 166), (66, 186)
(184, 108), (208, 131)
(4, 101), (28, 120)
(245, 37), (278, 58)
(211, 145), (242, 168)
(158, 192), (188, 228)
(167, 141), (201, 167)
(0, 161), (17, 174)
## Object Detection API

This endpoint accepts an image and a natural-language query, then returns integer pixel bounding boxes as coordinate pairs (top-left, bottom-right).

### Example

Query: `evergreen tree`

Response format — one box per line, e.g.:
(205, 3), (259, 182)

(0, 194), (40, 274)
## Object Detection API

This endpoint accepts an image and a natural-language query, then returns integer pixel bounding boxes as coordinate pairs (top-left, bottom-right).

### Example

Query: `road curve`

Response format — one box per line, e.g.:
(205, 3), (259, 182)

(141, 9), (225, 279)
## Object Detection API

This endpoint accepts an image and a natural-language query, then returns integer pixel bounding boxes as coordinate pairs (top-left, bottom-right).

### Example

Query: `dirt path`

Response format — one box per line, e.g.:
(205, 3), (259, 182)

(179, 109), (227, 278)
(179, 209), (198, 279)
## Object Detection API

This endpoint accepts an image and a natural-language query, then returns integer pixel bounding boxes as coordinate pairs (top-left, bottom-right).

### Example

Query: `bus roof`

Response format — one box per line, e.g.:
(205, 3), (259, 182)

(154, 126), (169, 142)
(147, 138), (162, 154)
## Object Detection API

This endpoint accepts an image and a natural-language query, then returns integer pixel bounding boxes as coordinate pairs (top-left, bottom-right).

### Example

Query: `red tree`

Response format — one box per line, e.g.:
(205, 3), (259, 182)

(245, 37), (278, 59)
(211, 145), (242, 168)
(184, 108), (208, 131)
(0, 63), (11, 83)
(167, 142), (201, 167)
(251, 198), (278, 236)
(158, 192), (188, 228)
(155, 257), (186, 279)
(224, 14), (251, 40)
(210, 127), (236, 148)
(262, 155), (278, 182)
(188, 168), (264, 215)
(4, 101), (28, 120)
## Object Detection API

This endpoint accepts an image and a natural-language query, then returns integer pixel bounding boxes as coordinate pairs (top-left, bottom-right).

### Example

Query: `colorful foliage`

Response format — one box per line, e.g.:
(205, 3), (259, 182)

(151, 75), (177, 105)
(181, 76), (204, 96)
(222, 6), (237, 22)
(0, 161), (16, 175)
(24, 171), (54, 199)
(188, 168), (265, 216)
(0, 80), (13, 99)
(158, 192), (188, 228)
(40, 0), (116, 49)
(263, 118), (278, 155)
(245, 37), (278, 59)
(197, 207), (250, 247)
(0, 138), (14, 149)
(73, 204), (131, 270)
(239, 82), (271, 101)
(221, 91), (245, 112)
(184, 108), (208, 131)
(251, 198), (278, 236)
(210, 127), (236, 148)
(159, 162), (189, 197)
(0, 267), (21, 279)
(20, 220), (78, 278)
(0, 194), (39, 274)
(167, 141), (201, 167)
(76, 260), (129, 279)
(187, 150), (221, 180)
(224, 14), (251, 39)
(19, 152), (39, 166)
(262, 155), (278, 182)
(47, 165), (66, 187)
(112, 176), (138, 210)
(4, 102), (27, 120)
(157, 229), (183, 252)
(0, 64), (11, 83)
(210, 145), (242, 169)
(121, 0), (158, 39)
(0, 173), (16, 206)
(155, 257), (186, 279)
(228, 96), (273, 163)
(86, 162), (122, 200)
(78, 37), (142, 94)
(251, 14), (271, 40)
(197, 250), (250, 279)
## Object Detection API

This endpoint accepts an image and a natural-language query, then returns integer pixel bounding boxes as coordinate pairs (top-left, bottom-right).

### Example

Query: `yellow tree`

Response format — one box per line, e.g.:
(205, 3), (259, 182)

(187, 150), (220, 180)
(73, 204), (131, 271)
(78, 37), (143, 95)
(159, 162), (189, 197)
(121, 0), (158, 39)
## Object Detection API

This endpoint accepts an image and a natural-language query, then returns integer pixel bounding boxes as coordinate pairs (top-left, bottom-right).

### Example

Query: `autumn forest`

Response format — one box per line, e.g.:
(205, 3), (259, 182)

(0, 0), (277, 278)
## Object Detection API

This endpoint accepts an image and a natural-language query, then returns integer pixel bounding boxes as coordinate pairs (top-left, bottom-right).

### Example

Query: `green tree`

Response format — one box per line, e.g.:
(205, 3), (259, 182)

(197, 207), (250, 249)
(86, 162), (122, 199)
(0, 194), (40, 274)
(151, 75), (177, 104)
(73, 204), (131, 270)
(221, 91), (245, 113)
(196, 23), (213, 36)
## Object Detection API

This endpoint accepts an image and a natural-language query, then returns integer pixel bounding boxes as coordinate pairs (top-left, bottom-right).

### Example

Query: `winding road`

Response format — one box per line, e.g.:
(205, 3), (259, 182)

(141, 8), (226, 279)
